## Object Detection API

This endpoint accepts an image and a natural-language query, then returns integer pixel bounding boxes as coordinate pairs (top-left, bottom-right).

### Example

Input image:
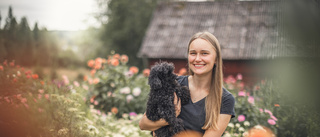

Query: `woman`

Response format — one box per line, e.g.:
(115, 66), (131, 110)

(139, 31), (235, 137)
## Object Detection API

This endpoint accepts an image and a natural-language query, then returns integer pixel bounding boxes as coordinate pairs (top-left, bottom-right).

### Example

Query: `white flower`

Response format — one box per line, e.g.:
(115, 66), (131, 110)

(227, 123), (234, 128)
(236, 123), (240, 128)
(132, 87), (141, 96)
(71, 89), (76, 94)
(87, 125), (99, 134)
(120, 87), (131, 94)
(126, 95), (133, 103)
(223, 132), (231, 137)
(113, 133), (125, 137)
(239, 127), (245, 132)
(244, 121), (250, 126)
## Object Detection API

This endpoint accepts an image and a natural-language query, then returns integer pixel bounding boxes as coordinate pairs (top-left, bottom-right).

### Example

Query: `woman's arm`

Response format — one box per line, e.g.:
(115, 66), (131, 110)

(203, 114), (232, 137)
(139, 113), (169, 131)
(139, 92), (181, 131)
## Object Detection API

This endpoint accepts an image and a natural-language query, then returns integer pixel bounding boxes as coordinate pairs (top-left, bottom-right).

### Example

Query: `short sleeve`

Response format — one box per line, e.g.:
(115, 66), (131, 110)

(176, 75), (188, 87)
(220, 88), (236, 118)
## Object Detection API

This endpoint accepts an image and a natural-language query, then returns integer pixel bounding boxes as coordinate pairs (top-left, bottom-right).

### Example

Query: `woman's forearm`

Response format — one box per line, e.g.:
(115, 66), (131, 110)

(139, 113), (169, 131)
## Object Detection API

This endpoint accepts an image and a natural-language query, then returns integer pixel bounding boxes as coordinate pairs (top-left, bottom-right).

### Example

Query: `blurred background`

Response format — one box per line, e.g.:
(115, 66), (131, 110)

(0, 0), (319, 136)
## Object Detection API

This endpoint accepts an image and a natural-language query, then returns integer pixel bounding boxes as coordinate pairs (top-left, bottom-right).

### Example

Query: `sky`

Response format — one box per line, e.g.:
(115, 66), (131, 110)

(0, 0), (99, 31)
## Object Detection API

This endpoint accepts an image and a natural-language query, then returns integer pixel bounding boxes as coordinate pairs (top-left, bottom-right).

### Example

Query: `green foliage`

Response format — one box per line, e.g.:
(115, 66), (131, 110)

(0, 61), (150, 137)
(96, 0), (158, 68)
(223, 74), (279, 136)
(85, 54), (150, 117)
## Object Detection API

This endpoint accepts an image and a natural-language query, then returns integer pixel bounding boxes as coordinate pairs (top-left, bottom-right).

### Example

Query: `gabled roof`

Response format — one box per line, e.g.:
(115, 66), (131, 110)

(138, 1), (295, 60)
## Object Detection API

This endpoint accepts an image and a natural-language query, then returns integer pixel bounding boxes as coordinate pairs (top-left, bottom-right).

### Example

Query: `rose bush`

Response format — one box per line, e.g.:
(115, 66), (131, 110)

(223, 74), (279, 136)
(84, 54), (150, 117)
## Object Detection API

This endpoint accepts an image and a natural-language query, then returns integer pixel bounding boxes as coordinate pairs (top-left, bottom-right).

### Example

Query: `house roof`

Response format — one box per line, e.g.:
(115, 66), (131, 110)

(138, 1), (298, 60)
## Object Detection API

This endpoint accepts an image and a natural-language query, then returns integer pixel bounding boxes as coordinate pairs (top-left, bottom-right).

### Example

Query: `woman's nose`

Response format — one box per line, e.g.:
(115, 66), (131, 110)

(195, 54), (201, 61)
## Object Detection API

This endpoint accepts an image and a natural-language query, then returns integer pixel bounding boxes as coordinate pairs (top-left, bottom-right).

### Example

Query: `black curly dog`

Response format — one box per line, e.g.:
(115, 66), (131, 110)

(146, 62), (190, 137)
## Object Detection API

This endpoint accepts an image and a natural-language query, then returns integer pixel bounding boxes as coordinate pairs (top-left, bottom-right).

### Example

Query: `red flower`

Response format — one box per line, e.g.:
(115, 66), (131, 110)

(143, 69), (150, 77)
(111, 107), (118, 114)
(113, 54), (120, 59)
(32, 74), (39, 79)
(44, 94), (49, 100)
(93, 78), (100, 84)
(111, 59), (119, 66)
(0, 65), (3, 71)
(13, 78), (17, 83)
(3, 60), (8, 66)
(120, 55), (129, 64)
(9, 60), (15, 67)
(83, 75), (88, 81)
(274, 104), (280, 107)
(87, 60), (95, 68)
(129, 66), (139, 74)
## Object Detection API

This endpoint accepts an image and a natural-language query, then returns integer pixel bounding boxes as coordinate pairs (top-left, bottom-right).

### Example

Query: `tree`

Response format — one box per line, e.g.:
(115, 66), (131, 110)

(17, 17), (34, 66)
(97, 0), (158, 68)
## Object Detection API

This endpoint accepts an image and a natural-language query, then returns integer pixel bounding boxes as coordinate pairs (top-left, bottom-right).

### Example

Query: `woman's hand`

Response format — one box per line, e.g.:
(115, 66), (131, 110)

(174, 92), (181, 117)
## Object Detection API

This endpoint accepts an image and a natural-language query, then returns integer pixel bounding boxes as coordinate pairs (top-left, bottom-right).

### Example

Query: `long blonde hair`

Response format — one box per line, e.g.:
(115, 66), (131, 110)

(187, 31), (223, 130)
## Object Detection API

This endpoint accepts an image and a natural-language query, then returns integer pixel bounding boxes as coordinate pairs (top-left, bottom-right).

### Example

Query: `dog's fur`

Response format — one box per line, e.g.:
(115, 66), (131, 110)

(146, 62), (190, 137)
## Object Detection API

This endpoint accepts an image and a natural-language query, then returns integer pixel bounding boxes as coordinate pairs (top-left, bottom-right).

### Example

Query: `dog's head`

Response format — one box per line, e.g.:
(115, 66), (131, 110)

(148, 62), (177, 89)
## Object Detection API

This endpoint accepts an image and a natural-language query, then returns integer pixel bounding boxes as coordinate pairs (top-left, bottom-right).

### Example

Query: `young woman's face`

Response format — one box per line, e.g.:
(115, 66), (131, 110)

(188, 38), (217, 76)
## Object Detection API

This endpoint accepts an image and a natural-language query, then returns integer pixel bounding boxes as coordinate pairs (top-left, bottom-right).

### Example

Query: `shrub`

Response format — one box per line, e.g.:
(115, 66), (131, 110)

(0, 60), (149, 137)
(223, 74), (278, 136)
(85, 54), (150, 117)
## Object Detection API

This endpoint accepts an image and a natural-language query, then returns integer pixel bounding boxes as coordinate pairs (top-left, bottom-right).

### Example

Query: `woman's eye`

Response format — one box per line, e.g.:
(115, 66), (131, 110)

(202, 53), (208, 55)
(190, 53), (196, 55)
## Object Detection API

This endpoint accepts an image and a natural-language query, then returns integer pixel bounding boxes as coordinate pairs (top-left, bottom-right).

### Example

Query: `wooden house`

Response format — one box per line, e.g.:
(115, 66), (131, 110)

(138, 1), (293, 85)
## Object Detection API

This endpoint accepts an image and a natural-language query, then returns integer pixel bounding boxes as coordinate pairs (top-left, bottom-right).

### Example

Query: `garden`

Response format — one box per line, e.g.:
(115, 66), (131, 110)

(0, 54), (288, 137)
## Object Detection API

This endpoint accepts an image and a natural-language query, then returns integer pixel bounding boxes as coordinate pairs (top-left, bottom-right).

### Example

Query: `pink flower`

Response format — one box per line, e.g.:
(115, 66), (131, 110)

(129, 112), (137, 116)
(21, 98), (27, 103)
(238, 115), (245, 122)
(225, 75), (236, 84)
(44, 94), (49, 100)
(271, 115), (278, 121)
(238, 91), (246, 96)
(24, 104), (29, 109)
(62, 75), (70, 85)
(264, 109), (273, 116)
(248, 96), (255, 104)
(38, 108), (44, 113)
(38, 89), (44, 94)
(82, 85), (89, 90)
(268, 119), (276, 125)
(236, 73), (243, 80)
(4, 97), (10, 103)
(259, 108), (263, 113)
(94, 100), (99, 105)
(38, 94), (42, 99)
(73, 81), (80, 87)
(16, 94), (22, 99)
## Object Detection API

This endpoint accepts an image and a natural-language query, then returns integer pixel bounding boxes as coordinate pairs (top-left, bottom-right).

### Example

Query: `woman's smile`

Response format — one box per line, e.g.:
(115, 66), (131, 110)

(188, 38), (216, 76)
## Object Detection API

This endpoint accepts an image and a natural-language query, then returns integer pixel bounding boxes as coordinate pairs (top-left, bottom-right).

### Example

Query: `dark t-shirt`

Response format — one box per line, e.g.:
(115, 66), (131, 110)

(177, 75), (235, 134)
